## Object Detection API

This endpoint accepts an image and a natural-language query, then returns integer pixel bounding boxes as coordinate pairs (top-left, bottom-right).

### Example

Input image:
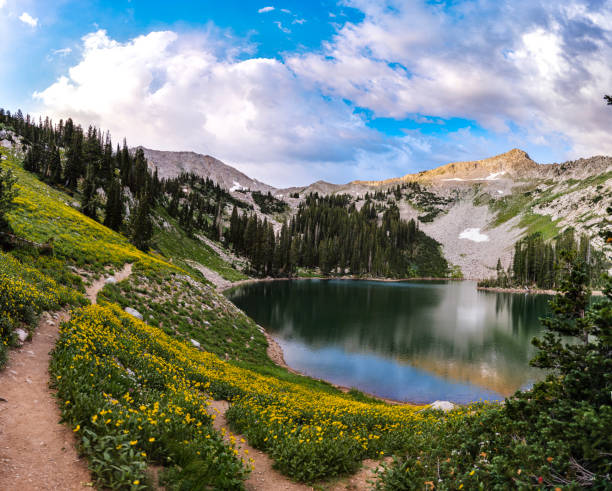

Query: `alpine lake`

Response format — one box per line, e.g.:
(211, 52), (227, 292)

(225, 279), (552, 404)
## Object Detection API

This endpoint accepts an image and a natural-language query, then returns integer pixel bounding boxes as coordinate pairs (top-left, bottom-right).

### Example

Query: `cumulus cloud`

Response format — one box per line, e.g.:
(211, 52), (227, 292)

(33, 29), (391, 186)
(258, 6), (274, 13)
(288, 0), (612, 159)
(19, 12), (38, 27)
(0, 0), (6, 9)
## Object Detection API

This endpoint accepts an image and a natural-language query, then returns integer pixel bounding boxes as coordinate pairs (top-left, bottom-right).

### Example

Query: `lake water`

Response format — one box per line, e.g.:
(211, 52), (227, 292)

(225, 279), (552, 404)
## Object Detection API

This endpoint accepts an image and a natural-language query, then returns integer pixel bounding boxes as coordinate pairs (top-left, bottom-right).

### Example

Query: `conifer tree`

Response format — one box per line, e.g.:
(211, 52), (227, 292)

(80, 164), (98, 220)
(49, 146), (62, 184)
(104, 170), (124, 231)
(130, 182), (153, 252)
(64, 130), (84, 189)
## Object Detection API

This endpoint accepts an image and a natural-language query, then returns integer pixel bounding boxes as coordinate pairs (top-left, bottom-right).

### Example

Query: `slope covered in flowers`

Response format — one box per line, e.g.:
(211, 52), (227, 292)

(0, 250), (86, 366)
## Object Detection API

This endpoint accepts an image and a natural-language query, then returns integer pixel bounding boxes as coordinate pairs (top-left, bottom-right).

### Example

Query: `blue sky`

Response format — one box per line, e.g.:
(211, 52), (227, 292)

(1, 0), (611, 186)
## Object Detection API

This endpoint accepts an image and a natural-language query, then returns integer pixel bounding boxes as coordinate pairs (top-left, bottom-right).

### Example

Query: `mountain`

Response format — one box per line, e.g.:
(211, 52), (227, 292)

(138, 147), (275, 194)
(135, 146), (612, 279)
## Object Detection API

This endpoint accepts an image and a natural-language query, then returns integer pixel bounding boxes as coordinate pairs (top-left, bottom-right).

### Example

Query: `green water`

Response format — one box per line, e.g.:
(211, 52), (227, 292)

(226, 279), (552, 404)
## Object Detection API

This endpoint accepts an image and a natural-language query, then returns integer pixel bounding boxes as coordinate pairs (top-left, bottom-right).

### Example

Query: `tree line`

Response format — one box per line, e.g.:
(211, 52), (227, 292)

(480, 228), (609, 289)
(226, 193), (449, 278)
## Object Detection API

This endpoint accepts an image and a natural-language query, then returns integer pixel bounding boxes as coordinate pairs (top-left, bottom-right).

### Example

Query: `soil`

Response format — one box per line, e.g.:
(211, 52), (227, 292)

(0, 310), (92, 490)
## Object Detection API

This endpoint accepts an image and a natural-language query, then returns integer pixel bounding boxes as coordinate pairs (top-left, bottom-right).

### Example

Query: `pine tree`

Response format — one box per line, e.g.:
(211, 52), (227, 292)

(104, 170), (124, 231)
(49, 146), (62, 184)
(130, 183), (153, 252)
(80, 164), (98, 220)
(64, 130), (84, 190)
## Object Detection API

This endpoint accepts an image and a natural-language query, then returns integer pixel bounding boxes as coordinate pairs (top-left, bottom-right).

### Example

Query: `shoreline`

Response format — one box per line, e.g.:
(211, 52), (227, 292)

(220, 274), (463, 293)
(477, 286), (604, 296)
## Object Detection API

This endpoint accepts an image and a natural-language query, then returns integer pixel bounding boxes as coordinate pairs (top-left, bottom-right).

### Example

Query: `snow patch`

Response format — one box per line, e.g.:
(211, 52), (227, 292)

(484, 171), (506, 181)
(442, 177), (465, 181)
(459, 228), (489, 242)
(230, 181), (244, 192)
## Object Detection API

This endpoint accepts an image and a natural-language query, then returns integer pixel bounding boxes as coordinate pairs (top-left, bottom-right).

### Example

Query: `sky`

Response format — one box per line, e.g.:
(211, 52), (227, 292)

(0, 0), (611, 187)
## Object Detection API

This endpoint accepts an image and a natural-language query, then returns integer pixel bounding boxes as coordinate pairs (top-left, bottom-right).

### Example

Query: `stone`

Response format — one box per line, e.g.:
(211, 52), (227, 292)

(13, 328), (28, 343)
(428, 400), (456, 412)
(105, 277), (117, 285)
(124, 307), (143, 320)
(190, 339), (201, 348)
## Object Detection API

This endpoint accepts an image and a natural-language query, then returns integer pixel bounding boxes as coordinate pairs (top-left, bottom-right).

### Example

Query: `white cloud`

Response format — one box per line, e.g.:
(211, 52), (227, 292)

(274, 21), (290, 34)
(34, 29), (386, 187)
(288, 0), (612, 159)
(52, 47), (72, 57)
(29, 1), (612, 187)
(19, 12), (38, 28)
(0, 0), (6, 9)
(258, 6), (274, 13)
(280, 9), (291, 14)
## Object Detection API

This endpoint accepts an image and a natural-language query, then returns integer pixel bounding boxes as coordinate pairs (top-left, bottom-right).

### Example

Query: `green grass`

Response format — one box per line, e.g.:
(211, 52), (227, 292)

(153, 208), (247, 283)
(517, 212), (561, 240)
(98, 260), (268, 365)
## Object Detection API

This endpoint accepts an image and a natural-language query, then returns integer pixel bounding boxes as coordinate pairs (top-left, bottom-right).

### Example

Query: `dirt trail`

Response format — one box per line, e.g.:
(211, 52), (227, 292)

(0, 264), (133, 490)
(86, 263), (132, 304)
(209, 400), (314, 491)
(208, 400), (383, 491)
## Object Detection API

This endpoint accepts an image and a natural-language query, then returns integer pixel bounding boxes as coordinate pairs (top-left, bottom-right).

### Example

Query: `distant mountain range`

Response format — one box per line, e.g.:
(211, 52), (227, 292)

(140, 146), (612, 279)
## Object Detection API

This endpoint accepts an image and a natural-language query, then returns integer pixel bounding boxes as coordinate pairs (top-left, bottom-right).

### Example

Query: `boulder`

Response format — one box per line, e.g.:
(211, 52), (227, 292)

(105, 277), (117, 285)
(124, 307), (143, 320)
(428, 400), (456, 412)
(190, 339), (201, 348)
(13, 328), (28, 343)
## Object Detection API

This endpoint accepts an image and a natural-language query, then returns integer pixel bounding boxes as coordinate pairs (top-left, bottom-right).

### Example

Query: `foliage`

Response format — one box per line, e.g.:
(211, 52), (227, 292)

(49, 302), (468, 485)
(0, 165), (17, 236)
(0, 251), (86, 367)
(153, 208), (246, 282)
(1, 148), (164, 271)
(160, 171), (252, 239)
(130, 188), (154, 252)
(480, 228), (609, 289)
(98, 261), (265, 364)
(50, 305), (249, 490)
(251, 191), (289, 215)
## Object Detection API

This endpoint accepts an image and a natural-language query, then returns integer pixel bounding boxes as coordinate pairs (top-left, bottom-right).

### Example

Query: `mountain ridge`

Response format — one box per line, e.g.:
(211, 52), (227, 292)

(137, 144), (611, 279)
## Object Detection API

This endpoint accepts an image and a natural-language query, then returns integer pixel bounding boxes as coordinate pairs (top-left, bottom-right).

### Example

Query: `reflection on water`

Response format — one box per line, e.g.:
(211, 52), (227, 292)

(225, 279), (551, 404)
